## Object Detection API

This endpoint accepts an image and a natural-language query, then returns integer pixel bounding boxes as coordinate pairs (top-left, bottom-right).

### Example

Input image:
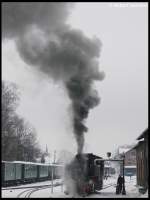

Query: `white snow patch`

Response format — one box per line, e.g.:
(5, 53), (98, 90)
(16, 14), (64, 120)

(2, 176), (148, 198)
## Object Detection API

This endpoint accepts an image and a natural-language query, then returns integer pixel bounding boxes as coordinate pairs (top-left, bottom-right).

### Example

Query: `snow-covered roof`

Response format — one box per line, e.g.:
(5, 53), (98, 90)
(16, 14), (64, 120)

(125, 165), (136, 168)
(119, 148), (130, 154)
(137, 128), (148, 140)
(2, 160), (63, 167)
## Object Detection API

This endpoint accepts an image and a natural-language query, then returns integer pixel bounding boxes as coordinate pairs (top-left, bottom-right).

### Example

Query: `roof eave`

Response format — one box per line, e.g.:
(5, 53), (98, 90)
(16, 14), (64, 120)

(136, 128), (148, 140)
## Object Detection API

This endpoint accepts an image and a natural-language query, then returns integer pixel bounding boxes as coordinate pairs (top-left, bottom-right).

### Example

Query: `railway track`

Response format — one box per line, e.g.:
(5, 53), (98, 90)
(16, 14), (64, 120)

(16, 183), (116, 198)
(102, 183), (117, 190)
(3, 177), (136, 198)
(17, 183), (62, 198)
(2, 179), (62, 190)
(2, 184), (55, 190)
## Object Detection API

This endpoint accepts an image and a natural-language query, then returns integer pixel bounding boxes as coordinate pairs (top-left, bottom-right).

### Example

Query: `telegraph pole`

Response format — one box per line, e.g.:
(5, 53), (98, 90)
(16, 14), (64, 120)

(122, 153), (126, 195)
(51, 165), (54, 193)
(107, 152), (111, 177)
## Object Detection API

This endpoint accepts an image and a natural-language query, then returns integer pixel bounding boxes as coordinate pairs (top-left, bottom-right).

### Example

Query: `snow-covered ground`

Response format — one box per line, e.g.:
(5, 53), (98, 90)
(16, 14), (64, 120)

(2, 179), (63, 198)
(2, 176), (148, 198)
(88, 176), (148, 198)
(2, 179), (62, 190)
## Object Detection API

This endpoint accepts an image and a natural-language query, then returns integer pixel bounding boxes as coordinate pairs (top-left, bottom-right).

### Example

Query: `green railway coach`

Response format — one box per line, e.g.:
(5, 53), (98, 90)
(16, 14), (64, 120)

(2, 161), (63, 187)
(2, 161), (22, 186)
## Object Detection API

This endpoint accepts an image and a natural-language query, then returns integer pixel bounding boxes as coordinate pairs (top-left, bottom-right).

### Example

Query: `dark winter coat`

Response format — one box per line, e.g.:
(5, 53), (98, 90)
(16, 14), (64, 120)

(117, 176), (123, 186)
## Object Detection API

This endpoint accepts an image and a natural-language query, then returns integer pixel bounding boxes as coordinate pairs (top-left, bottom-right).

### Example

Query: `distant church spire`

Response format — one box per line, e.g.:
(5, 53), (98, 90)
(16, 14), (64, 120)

(45, 144), (49, 155)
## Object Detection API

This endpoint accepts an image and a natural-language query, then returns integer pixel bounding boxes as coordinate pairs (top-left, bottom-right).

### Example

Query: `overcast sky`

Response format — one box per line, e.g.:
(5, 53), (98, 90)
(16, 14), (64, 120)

(2, 2), (148, 158)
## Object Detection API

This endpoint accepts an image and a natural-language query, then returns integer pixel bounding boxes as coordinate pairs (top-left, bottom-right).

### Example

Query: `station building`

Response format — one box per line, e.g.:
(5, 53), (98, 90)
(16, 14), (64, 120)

(133, 128), (148, 191)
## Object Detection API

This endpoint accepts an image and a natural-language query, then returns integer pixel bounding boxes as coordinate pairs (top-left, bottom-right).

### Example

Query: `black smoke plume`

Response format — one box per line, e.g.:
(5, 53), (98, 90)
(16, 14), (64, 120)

(2, 3), (105, 154)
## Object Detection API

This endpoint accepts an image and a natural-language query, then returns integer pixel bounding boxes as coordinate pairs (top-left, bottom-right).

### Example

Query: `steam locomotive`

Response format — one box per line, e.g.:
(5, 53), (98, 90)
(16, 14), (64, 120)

(65, 153), (104, 196)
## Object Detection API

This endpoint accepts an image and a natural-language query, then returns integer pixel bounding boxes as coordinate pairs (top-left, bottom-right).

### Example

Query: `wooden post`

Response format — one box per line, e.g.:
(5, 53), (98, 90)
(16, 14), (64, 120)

(122, 157), (126, 195)
(61, 181), (63, 192)
(51, 166), (54, 193)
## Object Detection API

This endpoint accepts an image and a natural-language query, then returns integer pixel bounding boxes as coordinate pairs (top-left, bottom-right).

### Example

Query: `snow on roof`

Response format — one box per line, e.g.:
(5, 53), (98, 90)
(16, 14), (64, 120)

(125, 165), (136, 168)
(119, 148), (130, 154)
(137, 128), (148, 140)
(2, 161), (63, 167)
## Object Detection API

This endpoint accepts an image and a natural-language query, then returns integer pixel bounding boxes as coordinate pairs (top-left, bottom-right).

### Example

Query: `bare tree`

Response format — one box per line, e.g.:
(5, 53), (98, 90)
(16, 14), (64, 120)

(2, 81), (19, 160)
(2, 81), (41, 161)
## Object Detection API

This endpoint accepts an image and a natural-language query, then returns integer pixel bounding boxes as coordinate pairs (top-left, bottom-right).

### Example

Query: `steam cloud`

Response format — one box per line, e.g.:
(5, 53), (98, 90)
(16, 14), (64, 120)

(2, 3), (105, 154)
